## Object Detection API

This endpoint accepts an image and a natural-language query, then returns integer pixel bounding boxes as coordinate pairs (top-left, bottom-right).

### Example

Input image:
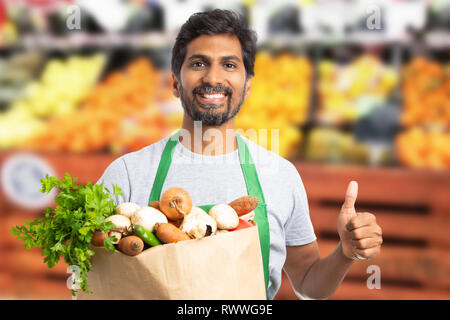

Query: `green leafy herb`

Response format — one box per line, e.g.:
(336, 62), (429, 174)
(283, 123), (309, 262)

(10, 173), (123, 296)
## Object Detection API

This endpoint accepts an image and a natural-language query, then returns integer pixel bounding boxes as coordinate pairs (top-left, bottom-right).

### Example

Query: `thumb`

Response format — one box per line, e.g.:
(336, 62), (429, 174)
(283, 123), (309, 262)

(341, 181), (358, 215)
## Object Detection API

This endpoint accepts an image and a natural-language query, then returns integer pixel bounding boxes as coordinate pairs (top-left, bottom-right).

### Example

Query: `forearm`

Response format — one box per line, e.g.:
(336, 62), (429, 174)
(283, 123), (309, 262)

(297, 241), (354, 300)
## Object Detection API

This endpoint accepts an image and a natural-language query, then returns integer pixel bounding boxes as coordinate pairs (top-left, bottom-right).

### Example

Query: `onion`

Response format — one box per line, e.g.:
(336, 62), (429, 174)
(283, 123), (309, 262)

(160, 187), (193, 220)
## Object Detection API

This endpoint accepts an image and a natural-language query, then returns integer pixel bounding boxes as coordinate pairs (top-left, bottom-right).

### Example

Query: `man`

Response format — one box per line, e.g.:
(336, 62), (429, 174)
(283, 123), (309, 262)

(98, 9), (382, 300)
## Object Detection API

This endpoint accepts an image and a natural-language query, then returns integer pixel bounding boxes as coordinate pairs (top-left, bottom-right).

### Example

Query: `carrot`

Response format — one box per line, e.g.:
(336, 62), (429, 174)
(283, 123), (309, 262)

(228, 196), (259, 216)
(91, 230), (107, 247)
(118, 236), (144, 256)
(149, 200), (160, 210)
(168, 219), (182, 228)
(154, 223), (191, 243)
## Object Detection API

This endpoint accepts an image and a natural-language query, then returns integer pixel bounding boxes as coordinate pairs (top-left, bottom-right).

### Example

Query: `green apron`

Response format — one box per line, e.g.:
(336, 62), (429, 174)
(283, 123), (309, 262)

(148, 129), (270, 296)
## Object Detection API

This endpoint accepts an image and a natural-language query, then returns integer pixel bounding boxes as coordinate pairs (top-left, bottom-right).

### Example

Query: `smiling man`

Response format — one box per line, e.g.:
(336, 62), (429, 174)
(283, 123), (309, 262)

(98, 9), (382, 300)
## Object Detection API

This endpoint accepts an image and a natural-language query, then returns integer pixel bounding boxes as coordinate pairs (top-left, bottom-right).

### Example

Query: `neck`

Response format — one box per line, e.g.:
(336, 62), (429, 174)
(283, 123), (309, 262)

(179, 115), (237, 156)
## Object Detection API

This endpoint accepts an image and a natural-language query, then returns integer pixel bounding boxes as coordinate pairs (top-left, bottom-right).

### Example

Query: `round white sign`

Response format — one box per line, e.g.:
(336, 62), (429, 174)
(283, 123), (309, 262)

(1, 153), (57, 210)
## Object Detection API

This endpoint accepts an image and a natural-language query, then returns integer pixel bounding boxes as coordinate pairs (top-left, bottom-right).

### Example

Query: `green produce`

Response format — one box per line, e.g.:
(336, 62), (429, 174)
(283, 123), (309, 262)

(10, 173), (122, 296)
(133, 225), (162, 247)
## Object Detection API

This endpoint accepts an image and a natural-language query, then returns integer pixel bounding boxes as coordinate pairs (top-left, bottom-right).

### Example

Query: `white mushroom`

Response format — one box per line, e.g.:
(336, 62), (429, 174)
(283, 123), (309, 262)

(115, 202), (140, 219)
(209, 204), (239, 230)
(131, 206), (168, 233)
(179, 206), (217, 239)
(239, 210), (255, 222)
(105, 215), (132, 244)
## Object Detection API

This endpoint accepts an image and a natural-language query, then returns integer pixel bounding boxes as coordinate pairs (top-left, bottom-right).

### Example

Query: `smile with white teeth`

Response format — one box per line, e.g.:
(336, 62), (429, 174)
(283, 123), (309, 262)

(203, 93), (225, 98)
(196, 91), (228, 104)
(199, 92), (226, 98)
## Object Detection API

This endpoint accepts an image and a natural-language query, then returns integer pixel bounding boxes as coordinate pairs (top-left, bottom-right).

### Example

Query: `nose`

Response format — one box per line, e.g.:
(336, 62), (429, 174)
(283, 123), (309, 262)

(202, 63), (223, 86)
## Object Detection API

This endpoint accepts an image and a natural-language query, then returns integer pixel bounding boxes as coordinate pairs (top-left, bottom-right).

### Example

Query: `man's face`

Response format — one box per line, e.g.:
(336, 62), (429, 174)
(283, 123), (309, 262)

(172, 34), (251, 126)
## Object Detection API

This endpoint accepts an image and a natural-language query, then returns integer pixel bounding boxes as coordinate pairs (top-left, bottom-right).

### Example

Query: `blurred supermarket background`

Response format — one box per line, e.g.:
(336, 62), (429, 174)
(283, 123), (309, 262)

(0, 0), (449, 300)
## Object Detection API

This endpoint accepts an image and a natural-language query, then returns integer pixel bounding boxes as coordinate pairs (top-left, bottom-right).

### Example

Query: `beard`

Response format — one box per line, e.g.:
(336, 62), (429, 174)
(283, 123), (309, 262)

(178, 82), (247, 126)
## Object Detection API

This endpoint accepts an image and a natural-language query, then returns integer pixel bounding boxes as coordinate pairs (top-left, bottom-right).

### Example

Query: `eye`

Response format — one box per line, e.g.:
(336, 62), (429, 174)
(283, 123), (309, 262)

(224, 63), (237, 69)
(191, 61), (205, 68)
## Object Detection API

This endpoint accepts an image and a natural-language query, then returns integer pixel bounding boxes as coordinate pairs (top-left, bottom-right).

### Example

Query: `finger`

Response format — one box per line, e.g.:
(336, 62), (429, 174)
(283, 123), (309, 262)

(341, 181), (358, 211)
(346, 212), (376, 232)
(351, 237), (383, 250)
(354, 246), (381, 260)
(350, 225), (382, 240)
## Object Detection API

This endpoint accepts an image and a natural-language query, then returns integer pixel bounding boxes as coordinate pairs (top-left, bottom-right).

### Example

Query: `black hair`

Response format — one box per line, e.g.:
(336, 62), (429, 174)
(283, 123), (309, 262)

(171, 9), (257, 80)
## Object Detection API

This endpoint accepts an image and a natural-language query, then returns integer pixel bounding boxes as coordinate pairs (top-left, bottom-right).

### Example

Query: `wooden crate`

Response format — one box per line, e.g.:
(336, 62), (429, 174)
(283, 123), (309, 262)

(0, 271), (17, 298)
(14, 275), (72, 300)
(274, 162), (450, 300)
(4, 247), (68, 278)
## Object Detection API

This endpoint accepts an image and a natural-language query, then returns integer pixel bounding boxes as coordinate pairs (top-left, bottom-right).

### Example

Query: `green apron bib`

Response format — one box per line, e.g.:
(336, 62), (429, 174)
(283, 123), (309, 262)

(148, 129), (270, 296)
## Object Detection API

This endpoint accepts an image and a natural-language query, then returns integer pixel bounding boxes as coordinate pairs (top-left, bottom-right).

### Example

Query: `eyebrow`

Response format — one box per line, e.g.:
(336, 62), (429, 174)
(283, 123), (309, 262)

(187, 54), (242, 63)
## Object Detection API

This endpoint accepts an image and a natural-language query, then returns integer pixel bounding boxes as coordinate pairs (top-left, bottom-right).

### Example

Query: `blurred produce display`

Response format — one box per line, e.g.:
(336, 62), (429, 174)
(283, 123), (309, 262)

(14, 53), (105, 117)
(25, 57), (175, 153)
(304, 127), (369, 165)
(317, 54), (398, 124)
(0, 0), (447, 169)
(235, 51), (312, 158)
(0, 51), (43, 110)
(0, 53), (105, 149)
(396, 127), (450, 170)
(401, 56), (450, 127)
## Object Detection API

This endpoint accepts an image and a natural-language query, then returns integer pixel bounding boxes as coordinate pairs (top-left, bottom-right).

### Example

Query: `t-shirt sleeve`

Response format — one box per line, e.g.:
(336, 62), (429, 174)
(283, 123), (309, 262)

(96, 157), (130, 206)
(284, 163), (317, 246)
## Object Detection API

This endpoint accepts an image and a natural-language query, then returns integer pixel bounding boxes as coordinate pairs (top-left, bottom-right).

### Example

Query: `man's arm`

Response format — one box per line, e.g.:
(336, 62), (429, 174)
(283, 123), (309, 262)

(284, 241), (354, 300)
(283, 181), (382, 300)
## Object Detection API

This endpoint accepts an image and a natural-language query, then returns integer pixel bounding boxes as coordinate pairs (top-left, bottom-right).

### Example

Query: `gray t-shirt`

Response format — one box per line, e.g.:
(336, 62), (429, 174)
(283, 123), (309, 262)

(97, 135), (316, 300)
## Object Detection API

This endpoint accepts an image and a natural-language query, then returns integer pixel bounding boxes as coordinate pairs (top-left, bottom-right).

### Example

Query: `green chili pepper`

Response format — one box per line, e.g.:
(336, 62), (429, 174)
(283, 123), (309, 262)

(133, 225), (162, 247)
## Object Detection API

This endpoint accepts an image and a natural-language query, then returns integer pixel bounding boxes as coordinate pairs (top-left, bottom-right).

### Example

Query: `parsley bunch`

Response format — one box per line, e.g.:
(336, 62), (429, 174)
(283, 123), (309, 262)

(10, 173), (122, 295)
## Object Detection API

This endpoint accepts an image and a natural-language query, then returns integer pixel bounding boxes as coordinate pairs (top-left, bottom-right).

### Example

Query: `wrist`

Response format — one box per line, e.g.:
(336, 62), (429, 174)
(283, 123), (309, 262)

(338, 241), (356, 263)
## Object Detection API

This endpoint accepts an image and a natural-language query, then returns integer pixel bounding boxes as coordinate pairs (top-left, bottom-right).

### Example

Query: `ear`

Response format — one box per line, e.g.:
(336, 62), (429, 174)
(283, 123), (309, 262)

(171, 73), (180, 98)
(244, 76), (252, 100)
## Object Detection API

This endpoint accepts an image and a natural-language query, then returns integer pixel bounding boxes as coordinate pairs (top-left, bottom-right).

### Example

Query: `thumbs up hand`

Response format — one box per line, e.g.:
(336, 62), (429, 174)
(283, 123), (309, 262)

(337, 181), (383, 261)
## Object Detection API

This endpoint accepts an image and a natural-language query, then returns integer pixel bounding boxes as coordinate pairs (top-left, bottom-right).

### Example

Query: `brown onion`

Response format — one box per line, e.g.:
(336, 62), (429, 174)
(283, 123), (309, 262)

(160, 187), (192, 220)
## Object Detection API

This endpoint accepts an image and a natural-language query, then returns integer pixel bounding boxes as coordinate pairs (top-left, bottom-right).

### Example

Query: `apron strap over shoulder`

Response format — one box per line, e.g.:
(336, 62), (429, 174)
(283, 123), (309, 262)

(148, 130), (180, 203)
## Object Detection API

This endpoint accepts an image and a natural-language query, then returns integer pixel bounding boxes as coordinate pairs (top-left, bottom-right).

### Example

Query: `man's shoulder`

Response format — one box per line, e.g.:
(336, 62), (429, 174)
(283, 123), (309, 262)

(241, 135), (296, 168)
(240, 135), (300, 179)
(103, 136), (170, 174)
(119, 136), (170, 163)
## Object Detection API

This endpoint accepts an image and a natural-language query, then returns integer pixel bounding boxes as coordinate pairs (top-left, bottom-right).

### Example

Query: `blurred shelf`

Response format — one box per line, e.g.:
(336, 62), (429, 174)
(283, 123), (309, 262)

(2, 30), (449, 52)
(3, 32), (175, 51)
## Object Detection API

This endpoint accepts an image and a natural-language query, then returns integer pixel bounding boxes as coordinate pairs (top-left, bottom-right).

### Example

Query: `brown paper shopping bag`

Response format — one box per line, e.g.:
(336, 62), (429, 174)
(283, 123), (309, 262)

(76, 226), (266, 300)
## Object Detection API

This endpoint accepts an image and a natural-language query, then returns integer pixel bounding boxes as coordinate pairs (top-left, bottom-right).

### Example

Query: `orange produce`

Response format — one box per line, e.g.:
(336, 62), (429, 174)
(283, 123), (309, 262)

(396, 127), (450, 169)
(154, 223), (191, 243)
(401, 57), (450, 126)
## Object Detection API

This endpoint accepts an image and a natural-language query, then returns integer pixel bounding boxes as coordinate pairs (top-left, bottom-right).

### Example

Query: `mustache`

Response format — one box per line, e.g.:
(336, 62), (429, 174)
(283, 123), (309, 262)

(193, 84), (232, 96)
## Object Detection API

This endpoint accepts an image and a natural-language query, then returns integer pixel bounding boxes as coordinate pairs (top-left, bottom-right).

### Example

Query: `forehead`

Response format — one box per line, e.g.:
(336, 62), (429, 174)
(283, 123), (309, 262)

(184, 34), (243, 61)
